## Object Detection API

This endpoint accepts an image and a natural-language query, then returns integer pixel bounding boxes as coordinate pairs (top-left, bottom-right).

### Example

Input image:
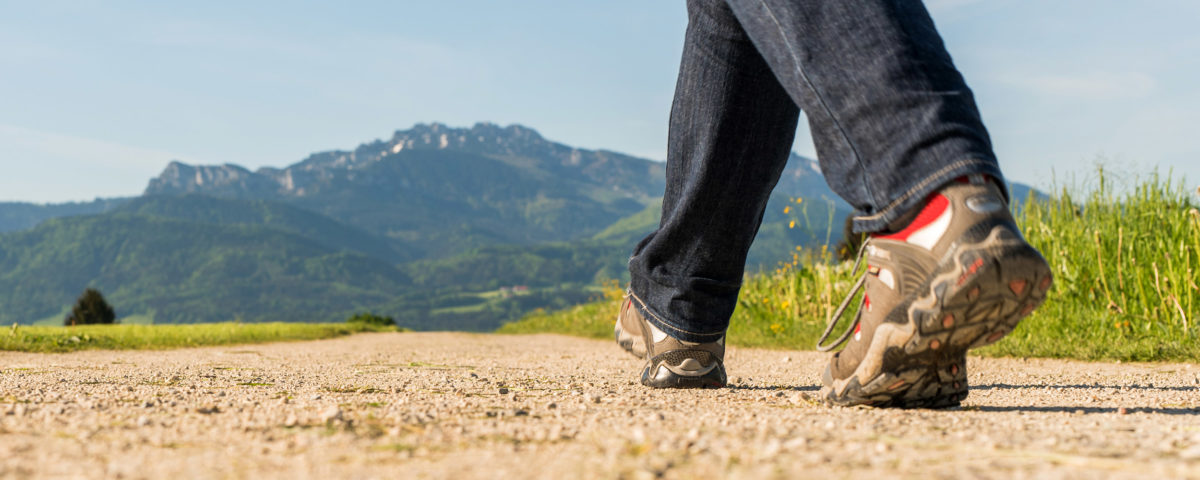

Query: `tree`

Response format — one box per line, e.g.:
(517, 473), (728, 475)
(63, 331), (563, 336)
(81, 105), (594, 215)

(65, 288), (117, 326)
(346, 312), (395, 327)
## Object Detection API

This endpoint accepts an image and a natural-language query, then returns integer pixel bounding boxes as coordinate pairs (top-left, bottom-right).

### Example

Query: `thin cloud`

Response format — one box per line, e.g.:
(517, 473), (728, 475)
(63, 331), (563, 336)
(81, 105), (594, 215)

(926, 0), (988, 12)
(1002, 71), (1156, 100)
(0, 124), (190, 170)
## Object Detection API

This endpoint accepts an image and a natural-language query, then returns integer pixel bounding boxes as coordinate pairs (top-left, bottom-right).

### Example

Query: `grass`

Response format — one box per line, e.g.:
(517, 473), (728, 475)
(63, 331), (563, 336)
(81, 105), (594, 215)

(1, 322), (400, 353)
(499, 169), (1200, 363)
(495, 285), (621, 340)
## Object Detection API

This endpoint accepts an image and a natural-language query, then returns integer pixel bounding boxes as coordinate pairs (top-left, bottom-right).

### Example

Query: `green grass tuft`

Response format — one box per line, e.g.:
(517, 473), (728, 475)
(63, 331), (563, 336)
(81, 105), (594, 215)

(499, 169), (1200, 362)
(979, 169), (1200, 361)
(1, 322), (399, 353)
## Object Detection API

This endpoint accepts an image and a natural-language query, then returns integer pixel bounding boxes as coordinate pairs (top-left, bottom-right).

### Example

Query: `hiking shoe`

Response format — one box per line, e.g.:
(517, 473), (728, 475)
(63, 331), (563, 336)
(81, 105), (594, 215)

(614, 294), (647, 358)
(818, 176), (1052, 408)
(617, 291), (727, 388)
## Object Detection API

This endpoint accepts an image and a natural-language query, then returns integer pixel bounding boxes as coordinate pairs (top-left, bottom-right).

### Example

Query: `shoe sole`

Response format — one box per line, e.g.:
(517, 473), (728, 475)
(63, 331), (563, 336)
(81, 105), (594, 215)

(822, 225), (1052, 408)
(641, 361), (727, 388)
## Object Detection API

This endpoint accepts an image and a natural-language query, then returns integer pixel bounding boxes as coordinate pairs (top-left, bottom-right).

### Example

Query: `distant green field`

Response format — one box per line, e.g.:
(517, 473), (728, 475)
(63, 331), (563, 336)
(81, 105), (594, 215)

(1, 322), (399, 353)
(500, 171), (1200, 363)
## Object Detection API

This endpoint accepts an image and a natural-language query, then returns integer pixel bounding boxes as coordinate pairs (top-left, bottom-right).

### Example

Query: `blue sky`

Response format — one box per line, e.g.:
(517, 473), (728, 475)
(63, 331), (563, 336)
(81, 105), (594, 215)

(2, 0), (1198, 203)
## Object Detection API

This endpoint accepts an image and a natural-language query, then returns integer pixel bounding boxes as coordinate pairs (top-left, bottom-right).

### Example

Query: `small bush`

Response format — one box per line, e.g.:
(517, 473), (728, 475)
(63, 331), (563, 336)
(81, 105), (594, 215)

(346, 312), (396, 327)
(65, 288), (117, 326)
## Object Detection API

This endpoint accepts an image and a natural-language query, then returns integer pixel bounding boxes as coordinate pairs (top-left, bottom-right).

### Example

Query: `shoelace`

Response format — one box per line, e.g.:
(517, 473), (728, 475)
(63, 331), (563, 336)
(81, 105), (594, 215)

(815, 241), (869, 352)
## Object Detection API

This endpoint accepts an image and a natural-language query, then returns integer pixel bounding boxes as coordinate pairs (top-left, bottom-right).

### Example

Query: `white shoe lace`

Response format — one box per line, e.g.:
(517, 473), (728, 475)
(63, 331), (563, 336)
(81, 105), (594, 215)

(815, 242), (869, 352)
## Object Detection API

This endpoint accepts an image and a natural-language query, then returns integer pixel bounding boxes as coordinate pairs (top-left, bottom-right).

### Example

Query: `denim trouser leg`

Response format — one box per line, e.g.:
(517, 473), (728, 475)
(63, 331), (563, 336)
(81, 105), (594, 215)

(628, 0), (1007, 341)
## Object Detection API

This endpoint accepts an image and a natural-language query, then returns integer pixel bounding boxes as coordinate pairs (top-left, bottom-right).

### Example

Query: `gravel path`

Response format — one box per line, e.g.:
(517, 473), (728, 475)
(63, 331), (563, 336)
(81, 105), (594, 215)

(2, 332), (1199, 479)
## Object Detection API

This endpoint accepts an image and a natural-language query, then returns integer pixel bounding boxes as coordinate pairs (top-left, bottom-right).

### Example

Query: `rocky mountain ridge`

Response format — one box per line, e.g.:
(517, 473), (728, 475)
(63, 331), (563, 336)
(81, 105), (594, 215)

(147, 123), (667, 202)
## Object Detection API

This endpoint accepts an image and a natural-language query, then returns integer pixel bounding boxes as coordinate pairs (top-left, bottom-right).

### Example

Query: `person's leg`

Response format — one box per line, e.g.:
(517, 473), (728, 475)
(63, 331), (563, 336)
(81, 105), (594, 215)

(723, 0), (1003, 233)
(626, 0), (800, 345)
(717, 0), (1051, 407)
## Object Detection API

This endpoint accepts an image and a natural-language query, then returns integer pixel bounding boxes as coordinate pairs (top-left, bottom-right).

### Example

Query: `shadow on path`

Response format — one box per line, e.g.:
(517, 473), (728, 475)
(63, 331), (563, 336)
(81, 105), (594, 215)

(967, 383), (1199, 415)
(973, 383), (1199, 392)
(727, 385), (821, 392)
(967, 405), (1200, 415)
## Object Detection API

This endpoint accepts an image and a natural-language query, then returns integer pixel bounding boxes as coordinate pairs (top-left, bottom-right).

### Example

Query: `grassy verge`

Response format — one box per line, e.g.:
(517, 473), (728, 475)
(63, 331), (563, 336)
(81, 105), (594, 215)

(495, 283), (622, 339)
(1, 322), (399, 353)
(499, 170), (1200, 363)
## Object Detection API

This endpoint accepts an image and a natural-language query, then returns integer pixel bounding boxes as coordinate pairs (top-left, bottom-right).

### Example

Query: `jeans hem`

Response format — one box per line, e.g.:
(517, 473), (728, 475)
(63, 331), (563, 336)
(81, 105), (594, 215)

(850, 158), (1007, 233)
(626, 285), (728, 344)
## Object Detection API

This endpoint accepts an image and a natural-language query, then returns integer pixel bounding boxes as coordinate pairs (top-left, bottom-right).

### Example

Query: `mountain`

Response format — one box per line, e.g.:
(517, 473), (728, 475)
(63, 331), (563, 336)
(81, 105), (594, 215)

(114, 195), (412, 263)
(146, 123), (666, 258)
(0, 213), (412, 325)
(0, 198), (130, 233)
(0, 122), (1040, 330)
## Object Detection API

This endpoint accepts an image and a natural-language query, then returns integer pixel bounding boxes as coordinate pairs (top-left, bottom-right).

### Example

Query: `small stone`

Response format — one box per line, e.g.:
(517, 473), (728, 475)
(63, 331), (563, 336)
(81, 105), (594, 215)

(783, 437), (809, 450)
(547, 403), (557, 410)
(136, 416), (152, 427)
(498, 387), (510, 395)
(513, 409), (529, 416)
(589, 394), (602, 404)
(321, 407), (343, 424)
(284, 414), (298, 427)
(196, 405), (220, 415)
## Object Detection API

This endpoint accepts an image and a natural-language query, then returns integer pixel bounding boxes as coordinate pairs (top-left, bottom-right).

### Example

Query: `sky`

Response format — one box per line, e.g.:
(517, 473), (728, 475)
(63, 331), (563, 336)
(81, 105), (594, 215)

(2, 0), (1198, 203)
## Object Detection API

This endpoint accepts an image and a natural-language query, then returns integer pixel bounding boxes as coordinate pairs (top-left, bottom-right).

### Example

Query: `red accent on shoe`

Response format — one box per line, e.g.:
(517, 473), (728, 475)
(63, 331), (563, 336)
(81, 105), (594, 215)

(874, 193), (950, 241)
(864, 294), (871, 312)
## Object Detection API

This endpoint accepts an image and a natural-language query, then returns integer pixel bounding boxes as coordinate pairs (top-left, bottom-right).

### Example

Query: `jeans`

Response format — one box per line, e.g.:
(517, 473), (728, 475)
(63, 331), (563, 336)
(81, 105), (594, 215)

(628, 0), (1007, 342)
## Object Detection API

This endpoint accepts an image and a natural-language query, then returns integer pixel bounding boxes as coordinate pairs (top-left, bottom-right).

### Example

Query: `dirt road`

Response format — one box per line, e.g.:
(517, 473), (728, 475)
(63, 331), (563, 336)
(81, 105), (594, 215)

(2, 332), (1199, 479)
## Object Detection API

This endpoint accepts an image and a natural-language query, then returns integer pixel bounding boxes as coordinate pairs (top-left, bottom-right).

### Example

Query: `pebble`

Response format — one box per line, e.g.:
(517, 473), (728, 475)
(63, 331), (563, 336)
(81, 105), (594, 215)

(321, 407), (343, 424)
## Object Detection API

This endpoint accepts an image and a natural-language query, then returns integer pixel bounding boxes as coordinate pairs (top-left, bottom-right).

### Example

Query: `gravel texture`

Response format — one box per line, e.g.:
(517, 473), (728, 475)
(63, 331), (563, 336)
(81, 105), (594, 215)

(2, 332), (1199, 479)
